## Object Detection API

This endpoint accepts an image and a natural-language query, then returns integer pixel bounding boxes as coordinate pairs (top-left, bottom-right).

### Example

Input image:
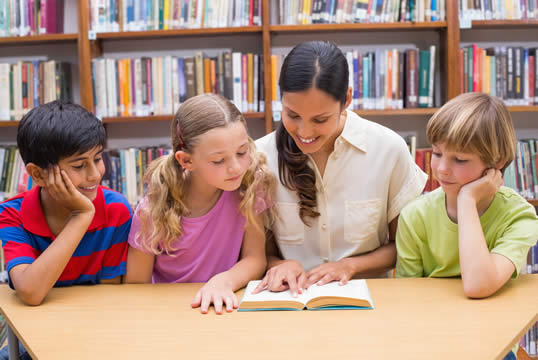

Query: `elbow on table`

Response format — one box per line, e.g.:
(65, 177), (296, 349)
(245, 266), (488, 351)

(16, 286), (46, 306)
(462, 281), (496, 299)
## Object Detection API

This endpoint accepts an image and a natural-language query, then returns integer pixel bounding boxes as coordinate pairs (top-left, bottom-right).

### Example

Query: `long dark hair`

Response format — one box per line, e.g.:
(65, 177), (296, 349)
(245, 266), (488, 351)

(276, 41), (349, 226)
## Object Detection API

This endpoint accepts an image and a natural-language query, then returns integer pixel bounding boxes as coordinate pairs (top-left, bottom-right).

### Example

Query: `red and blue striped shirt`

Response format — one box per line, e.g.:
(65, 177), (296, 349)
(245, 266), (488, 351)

(0, 186), (132, 289)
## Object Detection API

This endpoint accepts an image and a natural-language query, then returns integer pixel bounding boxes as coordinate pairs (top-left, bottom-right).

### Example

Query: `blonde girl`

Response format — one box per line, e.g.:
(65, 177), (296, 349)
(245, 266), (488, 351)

(125, 93), (275, 314)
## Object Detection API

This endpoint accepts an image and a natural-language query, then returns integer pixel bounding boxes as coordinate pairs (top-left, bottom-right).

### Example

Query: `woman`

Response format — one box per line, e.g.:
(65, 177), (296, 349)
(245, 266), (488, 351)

(254, 41), (427, 296)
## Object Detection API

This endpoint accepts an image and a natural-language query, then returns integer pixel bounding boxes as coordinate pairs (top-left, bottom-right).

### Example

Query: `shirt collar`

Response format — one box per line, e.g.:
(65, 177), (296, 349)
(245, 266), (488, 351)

(339, 110), (368, 153)
(21, 186), (106, 237)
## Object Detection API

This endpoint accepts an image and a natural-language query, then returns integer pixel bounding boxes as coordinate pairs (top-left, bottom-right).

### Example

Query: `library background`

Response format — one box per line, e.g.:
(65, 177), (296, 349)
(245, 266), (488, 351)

(0, 0), (537, 356)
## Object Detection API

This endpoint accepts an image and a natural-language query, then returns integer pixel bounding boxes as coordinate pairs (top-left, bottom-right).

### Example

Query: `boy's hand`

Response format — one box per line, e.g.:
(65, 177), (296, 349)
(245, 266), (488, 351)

(191, 274), (238, 315)
(44, 166), (95, 215)
(458, 168), (503, 209)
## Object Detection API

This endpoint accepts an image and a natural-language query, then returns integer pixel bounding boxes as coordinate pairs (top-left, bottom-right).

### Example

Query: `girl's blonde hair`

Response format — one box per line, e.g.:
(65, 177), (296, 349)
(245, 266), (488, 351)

(134, 93), (276, 255)
(426, 92), (516, 170)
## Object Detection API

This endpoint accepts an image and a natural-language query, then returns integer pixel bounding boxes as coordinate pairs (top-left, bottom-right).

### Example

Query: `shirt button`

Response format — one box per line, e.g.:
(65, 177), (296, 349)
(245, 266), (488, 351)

(321, 224), (327, 230)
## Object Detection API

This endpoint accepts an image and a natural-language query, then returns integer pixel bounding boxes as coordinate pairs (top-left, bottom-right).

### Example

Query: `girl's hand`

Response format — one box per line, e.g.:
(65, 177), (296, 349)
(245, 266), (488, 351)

(305, 258), (354, 288)
(458, 168), (503, 209)
(252, 260), (306, 297)
(44, 166), (95, 215)
(191, 274), (238, 315)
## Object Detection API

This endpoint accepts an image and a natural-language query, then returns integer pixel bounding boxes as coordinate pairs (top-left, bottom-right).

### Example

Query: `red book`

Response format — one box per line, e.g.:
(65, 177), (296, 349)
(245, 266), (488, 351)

(249, 0), (254, 26)
(46, 0), (65, 34)
(22, 63), (28, 111)
(472, 44), (479, 92)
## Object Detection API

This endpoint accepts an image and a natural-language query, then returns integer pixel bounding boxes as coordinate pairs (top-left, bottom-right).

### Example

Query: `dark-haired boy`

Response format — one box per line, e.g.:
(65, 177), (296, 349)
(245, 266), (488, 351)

(0, 101), (132, 308)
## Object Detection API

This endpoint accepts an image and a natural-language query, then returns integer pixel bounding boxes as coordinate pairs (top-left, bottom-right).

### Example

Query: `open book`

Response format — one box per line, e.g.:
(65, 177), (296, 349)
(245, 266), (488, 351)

(238, 279), (374, 311)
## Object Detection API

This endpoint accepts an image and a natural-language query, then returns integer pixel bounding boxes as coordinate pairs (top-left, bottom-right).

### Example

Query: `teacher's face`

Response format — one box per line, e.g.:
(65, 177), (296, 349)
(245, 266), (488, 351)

(281, 87), (346, 156)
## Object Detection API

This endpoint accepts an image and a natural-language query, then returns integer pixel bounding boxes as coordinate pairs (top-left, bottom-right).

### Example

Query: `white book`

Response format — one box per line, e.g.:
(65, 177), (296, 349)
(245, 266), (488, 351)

(232, 52), (242, 111)
(239, 280), (375, 311)
(0, 64), (10, 120)
(346, 51), (353, 110)
(171, 56), (180, 113)
(14, 63), (22, 120)
(95, 59), (107, 119)
(428, 45), (436, 107)
(134, 58), (143, 116)
(106, 59), (118, 117)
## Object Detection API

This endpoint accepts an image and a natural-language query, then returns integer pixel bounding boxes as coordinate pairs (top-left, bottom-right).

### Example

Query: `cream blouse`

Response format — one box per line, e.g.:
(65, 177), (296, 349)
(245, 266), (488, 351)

(255, 110), (428, 272)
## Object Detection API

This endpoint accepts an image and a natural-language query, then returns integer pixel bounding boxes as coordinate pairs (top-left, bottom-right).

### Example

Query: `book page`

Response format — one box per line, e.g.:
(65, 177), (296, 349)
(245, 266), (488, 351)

(305, 280), (374, 307)
(241, 280), (309, 305)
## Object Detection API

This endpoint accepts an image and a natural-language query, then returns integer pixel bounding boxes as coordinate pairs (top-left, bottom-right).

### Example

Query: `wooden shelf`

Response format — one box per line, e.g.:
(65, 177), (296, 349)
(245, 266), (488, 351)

(469, 20), (538, 29)
(270, 21), (447, 33)
(96, 26), (262, 40)
(103, 112), (265, 124)
(508, 106), (538, 112)
(0, 33), (78, 46)
(0, 121), (19, 127)
(354, 108), (439, 116)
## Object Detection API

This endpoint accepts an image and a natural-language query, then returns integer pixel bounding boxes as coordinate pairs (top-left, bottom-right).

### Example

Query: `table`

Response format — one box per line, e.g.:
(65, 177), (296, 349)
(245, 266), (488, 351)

(1, 276), (537, 359)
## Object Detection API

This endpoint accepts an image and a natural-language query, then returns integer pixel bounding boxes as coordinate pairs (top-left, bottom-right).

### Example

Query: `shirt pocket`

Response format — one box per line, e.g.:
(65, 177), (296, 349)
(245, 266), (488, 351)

(274, 202), (304, 245)
(344, 199), (382, 244)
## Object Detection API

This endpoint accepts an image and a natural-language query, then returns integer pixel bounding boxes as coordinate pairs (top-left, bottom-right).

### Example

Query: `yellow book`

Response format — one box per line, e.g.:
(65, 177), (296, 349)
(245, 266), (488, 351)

(302, 0), (310, 24)
(239, 280), (375, 311)
(124, 59), (132, 116)
(164, 0), (170, 29)
(247, 53), (253, 111)
(271, 55), (278, 104)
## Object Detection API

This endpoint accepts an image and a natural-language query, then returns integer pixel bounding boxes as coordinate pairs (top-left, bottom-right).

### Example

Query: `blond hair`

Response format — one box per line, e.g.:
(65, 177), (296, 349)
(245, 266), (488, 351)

(134, 93), (276, 255)
(426, 92), (516, 170)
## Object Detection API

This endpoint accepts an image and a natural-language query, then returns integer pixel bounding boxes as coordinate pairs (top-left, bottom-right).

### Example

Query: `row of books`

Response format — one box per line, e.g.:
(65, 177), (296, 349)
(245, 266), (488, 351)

(521, 322), (538, 357)
(101, 147), (172, 206)
(460, 45), (538, 106)
(504, 139), (538, 200)
(89, 0), (262, 33)
(404, 136), (538, 201)
(0, 147), (30, 202)
(270, 0), (447, 25)
(92, 52), (264, 119)
(0, 0), (64, 37)
(0, 61), (73, 121)
(271, 46), (436, 115)
(460, 0), (538, 20)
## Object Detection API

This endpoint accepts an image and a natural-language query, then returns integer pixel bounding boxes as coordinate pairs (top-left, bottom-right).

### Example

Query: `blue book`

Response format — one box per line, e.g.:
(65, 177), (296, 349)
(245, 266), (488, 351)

(238, 280), (374, 311)
(32, 60), (39, 106)
(178, 57), (186, 102)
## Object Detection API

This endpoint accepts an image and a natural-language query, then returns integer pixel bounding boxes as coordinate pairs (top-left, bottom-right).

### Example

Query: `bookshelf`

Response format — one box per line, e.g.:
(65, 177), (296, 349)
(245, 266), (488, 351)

(0, 0), (537, 193)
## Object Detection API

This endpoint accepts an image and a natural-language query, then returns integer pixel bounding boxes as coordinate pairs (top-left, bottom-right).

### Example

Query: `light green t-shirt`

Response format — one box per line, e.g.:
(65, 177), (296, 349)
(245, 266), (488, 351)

(395, 186), (538, 278)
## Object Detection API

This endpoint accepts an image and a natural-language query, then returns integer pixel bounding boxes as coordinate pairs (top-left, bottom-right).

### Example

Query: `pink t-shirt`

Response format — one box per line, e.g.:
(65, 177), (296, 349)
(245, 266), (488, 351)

(128, 191), (245, 283)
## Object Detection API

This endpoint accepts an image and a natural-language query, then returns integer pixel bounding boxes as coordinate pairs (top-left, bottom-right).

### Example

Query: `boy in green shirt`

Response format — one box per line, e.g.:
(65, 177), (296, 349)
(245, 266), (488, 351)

(396, 93), (538, 300)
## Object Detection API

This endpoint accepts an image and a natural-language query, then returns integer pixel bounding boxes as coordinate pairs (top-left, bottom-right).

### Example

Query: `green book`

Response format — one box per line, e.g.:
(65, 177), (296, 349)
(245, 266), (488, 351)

(418, 49), (430, 108)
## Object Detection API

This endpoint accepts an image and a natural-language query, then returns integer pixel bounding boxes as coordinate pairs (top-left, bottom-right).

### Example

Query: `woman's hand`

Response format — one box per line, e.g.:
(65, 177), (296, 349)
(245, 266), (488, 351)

(305, 258), (355, 288)
(252, 260), (306, 297)
(191, 274), (238, 315)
